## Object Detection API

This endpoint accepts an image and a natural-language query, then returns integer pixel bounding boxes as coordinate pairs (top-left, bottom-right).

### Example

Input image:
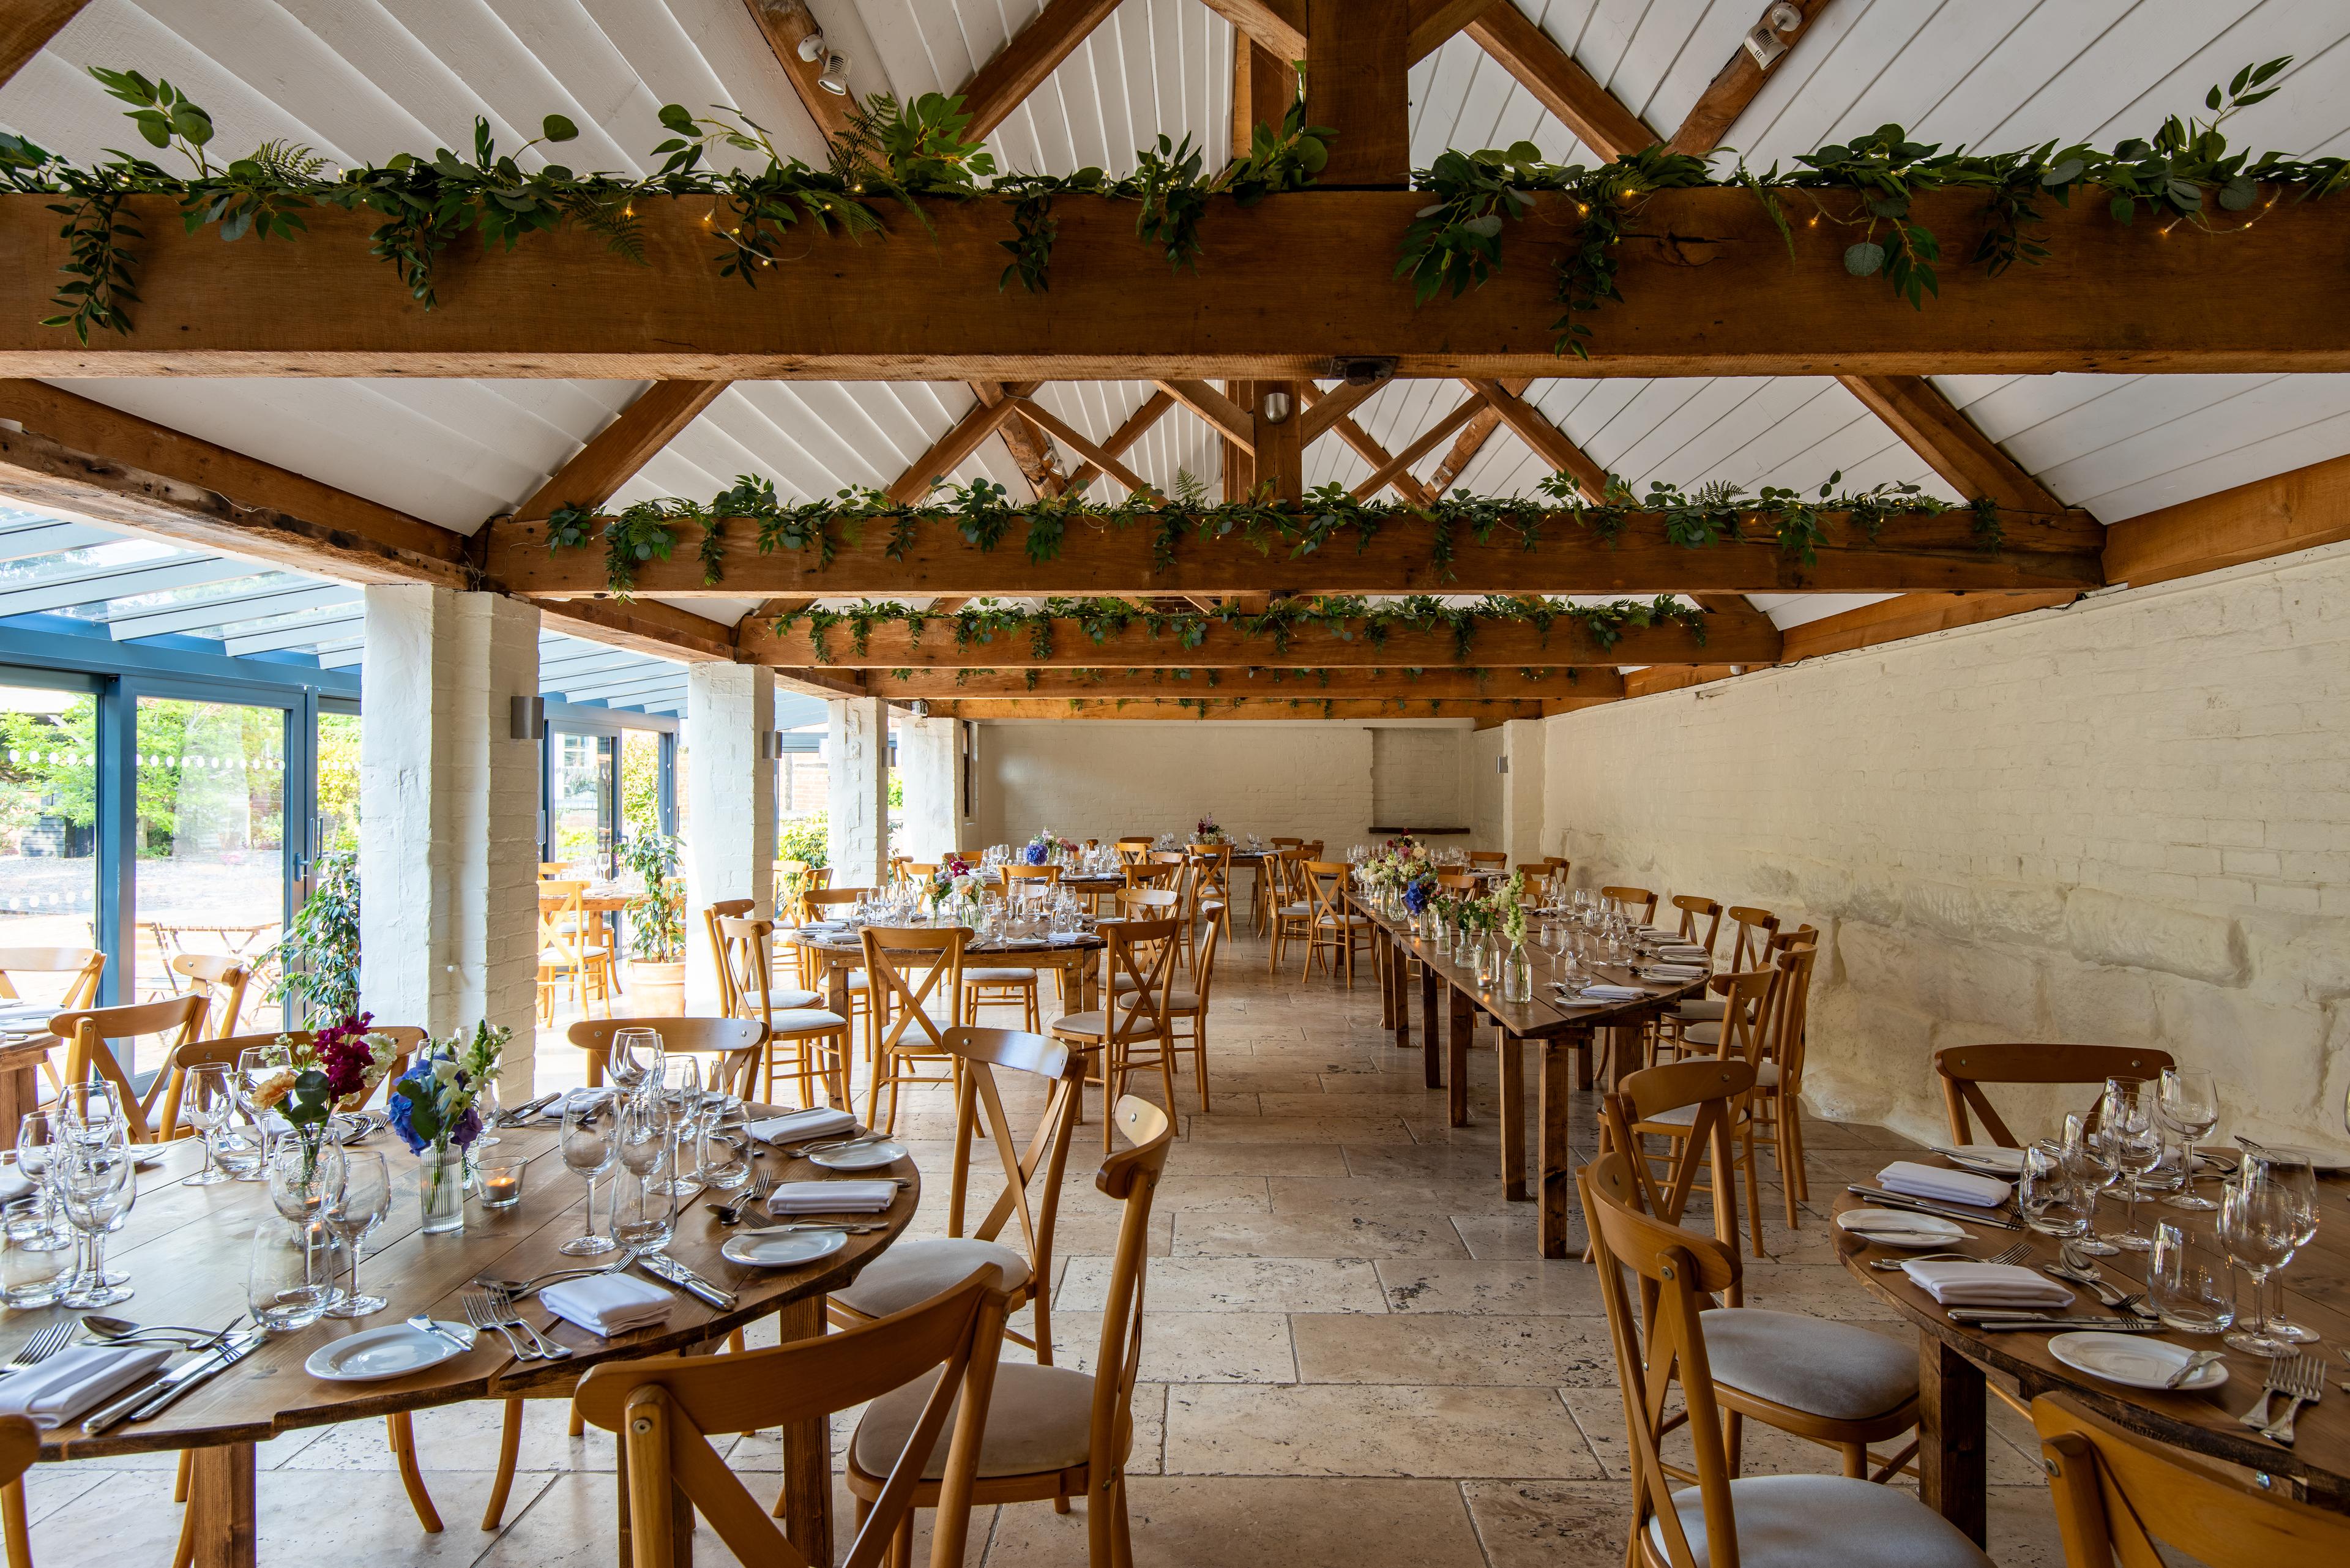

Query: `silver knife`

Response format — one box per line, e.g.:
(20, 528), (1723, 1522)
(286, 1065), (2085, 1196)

(84, 1331), (264, 1435)
(1846, 1185), (2023, 1231)
(636, 1252), (737, 1310)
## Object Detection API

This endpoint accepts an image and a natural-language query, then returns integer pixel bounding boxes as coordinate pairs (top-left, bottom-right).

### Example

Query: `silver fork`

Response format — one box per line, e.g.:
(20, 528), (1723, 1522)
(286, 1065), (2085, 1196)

(1, 1322), (75, 1374)
(1868, 1242), (2031, 1272)
(2240, 1354), (2300, 1431)
(2259, 1353), (2325, 1446)
(489, 1288), (571, 1361)
(460, 1289), (537, 1362)
(714, 1170), (774, 1225)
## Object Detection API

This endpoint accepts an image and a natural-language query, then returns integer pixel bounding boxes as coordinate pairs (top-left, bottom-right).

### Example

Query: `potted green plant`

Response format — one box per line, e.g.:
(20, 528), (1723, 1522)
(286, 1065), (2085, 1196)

(621, 832), (687, 1015)
(264, 850), (361, 1022)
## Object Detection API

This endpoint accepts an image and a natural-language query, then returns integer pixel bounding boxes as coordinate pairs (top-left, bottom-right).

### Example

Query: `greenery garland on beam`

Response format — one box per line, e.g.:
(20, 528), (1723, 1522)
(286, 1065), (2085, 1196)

(0, 59), (2330, 359)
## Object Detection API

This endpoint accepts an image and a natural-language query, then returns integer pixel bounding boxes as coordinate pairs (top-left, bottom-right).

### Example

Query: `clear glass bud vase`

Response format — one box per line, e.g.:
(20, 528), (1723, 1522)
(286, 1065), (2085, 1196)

(1501, 942), (1534, 1003)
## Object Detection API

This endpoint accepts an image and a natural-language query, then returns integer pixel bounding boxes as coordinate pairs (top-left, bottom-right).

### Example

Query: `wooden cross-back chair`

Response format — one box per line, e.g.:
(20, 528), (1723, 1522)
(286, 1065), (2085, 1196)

(1600, 884), (1660, 924)
(1668, 895), (1724, 955)
(536, 879), (614, 1024)
(569, 1017), (768, 1100)
(1185, 843), (1233, 941)
(2032, 1392), (2350, 1566)
(1051, 917), (1179, 1151)
(1299, 861), (1370, 985)
(707, 899), (823, 1024)
(1659, 904), (1779, 1060)
(168, 955), (253, 1040)
(49, 994), (209, 1141)
(1745, 927), (1821, 1219)
(1619, 965), (1776, 1255)
(0, 946), (105, 1096)
(831, 1026), (1085, 1366)
(860, 925), (969, 1135)
(1264, 848), (1310, 962)
(579, 1268), (1013, 1568)
(1602, 1060), (1756, 1256)
(711, 916), (848, 1109)
(1466, 849), (1506, 868)
(847, 1096), (1175, 1568)
(999, 862), (1061, 911)
(1933, 1041), (2178, 1149)
(0, 1414), (35, 1568)
(1113, 838), (1152, 865)
(154, 1024), (428, 1141)
(793, 886), (879, 1044)
(1577, 1152), (1986, 1568)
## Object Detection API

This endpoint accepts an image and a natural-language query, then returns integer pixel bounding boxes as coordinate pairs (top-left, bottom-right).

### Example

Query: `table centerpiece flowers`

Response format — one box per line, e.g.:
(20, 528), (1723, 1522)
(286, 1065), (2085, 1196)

(931, 853), (979, 917)
(387, 1021), (507, 1234)
(1489, 873), (1534, 1001)
(1193, 815), (1226, 845)
(247, 1012), (401, 1183)
(1024, 828), (1078, 866)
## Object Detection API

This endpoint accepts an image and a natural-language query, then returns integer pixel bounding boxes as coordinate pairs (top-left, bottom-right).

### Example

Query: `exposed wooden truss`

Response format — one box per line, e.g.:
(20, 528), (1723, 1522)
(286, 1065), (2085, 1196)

(1297, 385), (1435, 506)
(923, 697), (1554, 725)
(2102, 449), (2350, 588)
(1838, 375), (2068, 514)
(1466, 2), (1654, 157)
(513, 380), (728, 522)
(1668, 0), (1839, 158)
(861, 666), (1626, 700)
(972, 380), (1065, 497)
(742, 0), (857, 143)
(1065, 392), (1176, 494)
(1777, 591), (2077, 662)
(958, 0), (1127, 140)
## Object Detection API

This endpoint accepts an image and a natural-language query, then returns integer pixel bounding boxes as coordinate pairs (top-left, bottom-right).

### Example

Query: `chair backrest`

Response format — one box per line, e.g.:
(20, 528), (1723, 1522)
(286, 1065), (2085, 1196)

(538, 880), (592, 965)
(1122, 861), (1179, 892)
(936, 1026), (1086, 1297)
(1578, 1148), (1746, 1568)
(1100, 919), (1179, 1045)
(50, 994), (211, 1140)
(1760, 928), (1820, 1093)
(159, 1023), (429, 1137)
(576, 1268), (1014, 1568)
(1147, 850), (1187, 867)
(1114, 838), (1152, 865)
(0, 946), (105, 1012)
(900, 862), (938, 886)
(170, 954), (254, 1040)
(1112, 886), (1181, 920)
(1188, 903), (1226, 1009)
(539, 861), (569, 879)
(2031, 1392), (2350, 1565)
(1269, 837), (1303, 849)
(1934, 1042), (2179, 1148)
(1187, 843), (1231, 873)
(859, 927), (969, 1061)
(1432, 872), (1479, 893)
(1078, 1096), (1177, 1506)
(1000, 864), (1061, 905)
(1604, 1058), (1759, 1265)
(702, 900), (759, 1014)
(1467, 849), (1506, 867)
(1599, 885), (1659, 924)
(1301, 861), (1353, 926)
(712, 916), (804, 1047)
(1668, 895), (1723, 954)
(800, 886), (871, 922)
(569, 1017), (768, 1096)
(1723, 906), (1780, 971)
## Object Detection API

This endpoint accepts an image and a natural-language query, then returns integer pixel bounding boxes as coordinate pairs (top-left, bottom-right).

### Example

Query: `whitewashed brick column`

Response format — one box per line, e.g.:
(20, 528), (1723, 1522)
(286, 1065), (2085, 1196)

(897, 715), (964, 860)
(827, 696), (890, 889)
(357, 587), (541, 1091)
(1501, 718), (1546, 867)
(684, 664), (776, 1013)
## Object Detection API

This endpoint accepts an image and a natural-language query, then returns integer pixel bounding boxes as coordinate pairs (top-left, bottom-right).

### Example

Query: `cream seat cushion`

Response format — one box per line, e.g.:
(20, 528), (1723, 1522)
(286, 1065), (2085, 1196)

(1049, 1010), (1158, 1037)
(1647, 1474), (1991, 1568)
(1277, 902), (1311, 918)
(853, 1362), (1106, 1480)
(963, 967), (1042, 985)
(1684, 1021), (1722, 1049)
(1110, 975), (1200, 1009)
(1671, 999), (1726, 1023)
(747, 987), (822, 1011)
(767, 1008), (848, 1034)
(834, 1238), (1031, 1321)
(1699, 1309), (1916, 1421)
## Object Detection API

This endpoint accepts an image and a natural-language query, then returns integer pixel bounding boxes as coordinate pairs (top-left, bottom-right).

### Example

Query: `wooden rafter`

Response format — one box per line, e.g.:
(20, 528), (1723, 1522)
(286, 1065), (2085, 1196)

(1308, 0), (1411, 188)
(959, 0), (1126, 140)
(1010, 398), (1152, 494)
(524, 594), (744, 663)
(1408, 0), (1501, 64)
(1297, 386), (1434, 507)
(1464, 378), (1606, 495)
(1466, 4), (1655, 158)
(1777, 591), (2076, 662)
(1668, 0), (1839, 159)
(867, 665), (1624, 700)
(743, 0), (857, 143)
(971, 379), (1063, 498)
(886, 395), (1026, 504)
(1428, 376), (1525, 494)
(1349, 390), (1488, 499)
(2103, 449), (2350, 589)
(1297, 379), (1385, 444)
(6, 191), (2345, 378)
(513, 380), (729, 521)
(1, 2), (86, 91)
(923, 697), (1554, 723)
(1155, 379), (1256, 452)
(1838, 374), (2067, 513)
(1064, 391), (1176, 494)
(1198, 0), (1307, 64)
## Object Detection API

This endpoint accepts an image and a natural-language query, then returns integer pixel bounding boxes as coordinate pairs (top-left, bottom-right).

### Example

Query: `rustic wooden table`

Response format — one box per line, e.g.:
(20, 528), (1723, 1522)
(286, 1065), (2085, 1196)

(788, 925), (1108, 1024)
(4, 1121), (917, 1568)
(1348, 894), (1709, 1256)
(1833, 1158), (2350, 1545)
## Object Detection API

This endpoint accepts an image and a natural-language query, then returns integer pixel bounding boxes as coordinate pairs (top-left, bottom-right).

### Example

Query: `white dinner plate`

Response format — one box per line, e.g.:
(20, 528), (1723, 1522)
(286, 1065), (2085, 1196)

(807, 1138), (908, 1171)
(1836, 1209), (1966, 1248)
(2048, 1332), (2228, 1392)
(2241, 1144), (2350, 1174)
(305, 1321), (469, 1383)
(720, 1228), (849, 1268)
(1939, 1145), (2027, 1177)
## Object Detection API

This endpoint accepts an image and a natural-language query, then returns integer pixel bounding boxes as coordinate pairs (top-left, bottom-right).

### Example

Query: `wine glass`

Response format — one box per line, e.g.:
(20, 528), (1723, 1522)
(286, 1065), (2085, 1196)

(558, 1090), (619, 1257)
(2061, 1111), (2122, 1256)
(56, 1135), (135, 1308)
(323, 1151), (392, 1318)
(10, 1113), (65, 1246)
(2250, 1151), (2320, 1345)
(610, 1097), (676, 1252)
(649, 1057), (703, 1196)
(268, 1132), (347, 1226)
(2098, 1078), (2162, 1250)
(53, 1081), (123, 1137)
(2155, 1067), (2220, 1211)
(2220, 1158), (2303, 1355)
(182, 1062), (237, 1186)
(608, 1028), (664, 1094)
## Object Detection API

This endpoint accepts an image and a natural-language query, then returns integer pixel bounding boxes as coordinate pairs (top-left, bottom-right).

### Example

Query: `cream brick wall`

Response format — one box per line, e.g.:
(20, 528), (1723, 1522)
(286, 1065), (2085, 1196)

(1371, 726), (1474, 842)
(1542, 545), (2350, 1153)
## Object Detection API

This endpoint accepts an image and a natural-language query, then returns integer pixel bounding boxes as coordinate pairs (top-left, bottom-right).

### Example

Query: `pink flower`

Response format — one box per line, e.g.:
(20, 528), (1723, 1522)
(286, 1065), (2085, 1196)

(316, 1010), (379, 1099)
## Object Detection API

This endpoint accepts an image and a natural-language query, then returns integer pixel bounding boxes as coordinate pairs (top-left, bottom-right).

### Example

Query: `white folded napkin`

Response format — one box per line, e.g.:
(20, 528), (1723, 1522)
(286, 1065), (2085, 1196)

(1900, 1260), (2075, 1309)
(1639, 926), (1676, 938)
(769, 1178), (898, 1214)
(540, 1272), (675, 1337)
(1561, 984), (1645, 1002)
(540, 1088), (610, 1120)
(1643, 964), (1707, 980)
(1938, 1144), (2027, 1176)
(748, 1107), (857, 1143)
(0, 1344), (171, 1430)
(1658, 945), (1709, 960)
(1878, 1159), (2014, 1208)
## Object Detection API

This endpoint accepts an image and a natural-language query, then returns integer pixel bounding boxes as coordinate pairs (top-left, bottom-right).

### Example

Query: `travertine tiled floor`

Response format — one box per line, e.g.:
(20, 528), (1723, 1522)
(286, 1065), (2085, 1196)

(37, 927), (2067, 1566)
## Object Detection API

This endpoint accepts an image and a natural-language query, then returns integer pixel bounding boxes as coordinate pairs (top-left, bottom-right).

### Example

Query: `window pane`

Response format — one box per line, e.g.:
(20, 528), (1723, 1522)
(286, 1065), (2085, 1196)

(620, 730), (662, 842)
(549, 731), (615, 875)
(0, 684), (99, 1001)
(133, 698), (286, 1032)
(316, 711), (360, 855)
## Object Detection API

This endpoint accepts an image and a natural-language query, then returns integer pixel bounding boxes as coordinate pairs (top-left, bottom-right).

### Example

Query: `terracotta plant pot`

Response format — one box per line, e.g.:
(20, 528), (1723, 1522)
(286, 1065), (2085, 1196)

(627, 959), (687, 1017)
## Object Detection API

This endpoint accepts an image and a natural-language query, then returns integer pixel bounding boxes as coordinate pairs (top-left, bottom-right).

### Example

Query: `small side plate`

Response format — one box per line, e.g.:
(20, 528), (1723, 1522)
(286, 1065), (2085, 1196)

(808, 1138), (909, 1171)
(1836, 1209), (1966, 1248)
(305, 1321), (469, 1383)
(2048, 1331), (2228, 1392)
(720, 1229), (849, 1269)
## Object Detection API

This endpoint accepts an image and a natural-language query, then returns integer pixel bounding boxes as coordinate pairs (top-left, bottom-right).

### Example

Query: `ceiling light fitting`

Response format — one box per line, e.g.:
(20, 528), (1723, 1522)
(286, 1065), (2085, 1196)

(818, 52), (852, 95)
(796, 30), (826, 62)
(1743, 4), (1804, 67)
(1261, 390), (1293, 425)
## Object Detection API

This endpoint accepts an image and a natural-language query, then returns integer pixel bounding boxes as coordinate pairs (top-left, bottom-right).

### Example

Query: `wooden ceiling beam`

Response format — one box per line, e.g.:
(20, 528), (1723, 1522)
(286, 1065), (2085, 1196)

(2103, 449), (2350, 589)
(7, 190), (2346, 378)
(1838, 373), (2068, 513)
(742, 0), (857, 143)
(1297, 378), (1385, 445)
(513, 379), (729, 522)
(744, 611), (1774, 668)
(1, 3), (87, 91)
(1063, 390), (1176, 495)
(1777, 590), (2076, 663)
(523, 594), (742, 663)
(1668, 0), (1838, 159)
(1464, 378), (1607, 495)
(958, 0), (1126, 140)
(886, 394), (1027, 504)
(924, 696), (1559, 722)
(1349, 390), (1488, 500)
(1427, 376), (1526, 495)
(1308, 0), (1411, 188)
(1197, 0), (1307, 64)
(1155, 379), (1257, 452)
(1297, 385), (1434, 507)
(1466, 4), (1655, 158)
(1010, 398), (1152, 495)
(1408, 0), (1501, 64)
(971, 379), (1064, 497)
(871, 665), (1624, 700)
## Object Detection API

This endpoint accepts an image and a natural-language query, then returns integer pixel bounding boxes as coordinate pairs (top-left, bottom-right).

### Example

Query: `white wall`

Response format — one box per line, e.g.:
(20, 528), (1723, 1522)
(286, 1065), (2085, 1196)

(1542, 545), (2350, 1154)
(973, 720), (1482, 853)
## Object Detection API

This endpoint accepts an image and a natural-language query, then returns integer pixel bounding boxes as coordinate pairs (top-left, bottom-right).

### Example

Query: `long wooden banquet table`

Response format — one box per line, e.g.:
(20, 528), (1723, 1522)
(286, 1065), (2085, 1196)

(4, 1121), (916, 1568)
(791, 924), (1108, 1021)
(1348, 893), (1710, 1256)
(1835, 1157), (2350, 1545)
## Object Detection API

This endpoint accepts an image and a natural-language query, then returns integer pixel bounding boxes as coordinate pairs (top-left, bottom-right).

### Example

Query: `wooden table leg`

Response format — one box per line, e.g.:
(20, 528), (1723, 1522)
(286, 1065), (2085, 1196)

(1373, 926), (1394, 1030)
(1447, 984), (1473, 1126)
(188, 1444), (257, 1568)
(1419, 960), (1442, 1090)
(1538, 1036), (1573, 1257)
(1918, 1336), (1988, 1546)
(1389, 934), (1411, 1053)
(1499, 1030), (1528, 1202)
(775, 1293), (835, 1563)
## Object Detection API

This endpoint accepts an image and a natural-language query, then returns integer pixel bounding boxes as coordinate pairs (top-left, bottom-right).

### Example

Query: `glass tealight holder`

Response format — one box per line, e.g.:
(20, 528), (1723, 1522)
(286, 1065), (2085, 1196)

(475, 1155), (528, 1212)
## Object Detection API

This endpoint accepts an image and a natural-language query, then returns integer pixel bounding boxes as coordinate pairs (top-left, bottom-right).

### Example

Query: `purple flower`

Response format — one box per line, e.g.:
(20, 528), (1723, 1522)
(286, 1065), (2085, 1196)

(449, 1106), (483, 1150)
(1024, 842), (1047, 865)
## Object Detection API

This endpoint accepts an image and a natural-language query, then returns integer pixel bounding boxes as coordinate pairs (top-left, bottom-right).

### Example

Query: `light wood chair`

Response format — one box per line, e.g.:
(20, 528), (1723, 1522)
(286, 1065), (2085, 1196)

(1671, 941), (1821, 1235)
(830, 1026), (1084, 1367)
(1000, 862), (1062, 910)
(580, 1268), (1014, 1568)
(1113, 838), (1152, 865)
(1299, 861), (1370, 986)
(0, 1413), (34, 1568)
(706, 898), (826, 1097)
(846, 1096), (1175, 1568)
(1185, 843), (1233, 944)
(960, 958), (1042, 1032)
(1607, 974), (1772, 1257)
(1658, 904), (1778, 1058)
(48, 994), (210, 1141)
(1052, 918), (1179, 1151)
(0, 946), (104, 1014)
(538, 861), (569, 879)
(1160, 902), (1223, 1111)
(714, 916), (849, 1108)
(537, 880), (615, 1024)
(797, 887), (879, 1049)
(860, 925), (969, 1135)
(1266, 848), (1318, 973)
(155, 1025), (427, 1140)
(1577, 1151), (1990, 1568)
(167, 955), (253, 1040)
(570, 1017), (767, 1099)
(1934, 1041), (2178, 1148)
(1600, 884), (1660, 925)
(1668, 895), (1724, 955)
(2032, 1391), (2350, 1565)
(1467, 849), (1507, 868)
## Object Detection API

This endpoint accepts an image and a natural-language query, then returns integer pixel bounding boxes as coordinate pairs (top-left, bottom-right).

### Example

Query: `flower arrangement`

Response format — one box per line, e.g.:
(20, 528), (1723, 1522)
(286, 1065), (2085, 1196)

(1023, 828), (1076, 865)
(931, 853), (977, 901)
(1194, 815), (1225, 843)
(389, 1021), (507, 1231)
(247, 1014), (400, 1177)
(1491, 872), (1531, 948)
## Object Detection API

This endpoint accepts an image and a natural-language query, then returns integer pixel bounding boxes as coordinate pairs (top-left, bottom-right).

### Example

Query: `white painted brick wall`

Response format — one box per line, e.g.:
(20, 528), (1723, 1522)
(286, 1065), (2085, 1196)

(684, 663), (775, 1012)
(1372, 726), (1472, 837)
(897, 716), (965, 859)
(1542, 545), (2350, 1152)
(827, 696), (889, 889)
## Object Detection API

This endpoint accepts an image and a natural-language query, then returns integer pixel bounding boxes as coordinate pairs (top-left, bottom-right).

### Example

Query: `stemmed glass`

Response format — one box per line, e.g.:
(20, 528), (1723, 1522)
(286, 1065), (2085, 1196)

(268, 1130), (348, 1312)
(10, 1113), (66, 1247)
(2062, 1111), (2122, 1256)
(2220, 1155), (2304, 1356)
(608, 1028), (664, 1094)
(2250, 1152), (2320, 1345)
(56, 1132), (135, 1308)
(2155, 1068), (2219, 1211)
(558, 1090), (619, 1256)
(2098, 1078), (2162, 1250)
(649, 1057), (703, 1197)
(182, 1062), (237, 1186)
(610, 1094), (676, 1252)
(323, 1151), (392, 1318)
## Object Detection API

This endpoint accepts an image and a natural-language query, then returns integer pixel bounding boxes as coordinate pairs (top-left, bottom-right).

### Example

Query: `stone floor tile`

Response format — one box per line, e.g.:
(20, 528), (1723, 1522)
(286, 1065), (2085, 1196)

(1291, 1313), (1616, 1386)
(1060, 1255), (1387, 1313)
(278, 1397), (617, 1473)
(1376, 1258), (1605, 1315)
(1173, 1209), (1471, 1259)
(1183, 1114), (1419, 1145)
(1138, 1141), (1349, 1176)
(1163, 1384), (1603, 1478)
(983, 1475), (1489, 1566)
(1048, 1310), (1298, 1383)
(1461, 1479), (1637, 1568)
(1268, 1174), (1508, 1214)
